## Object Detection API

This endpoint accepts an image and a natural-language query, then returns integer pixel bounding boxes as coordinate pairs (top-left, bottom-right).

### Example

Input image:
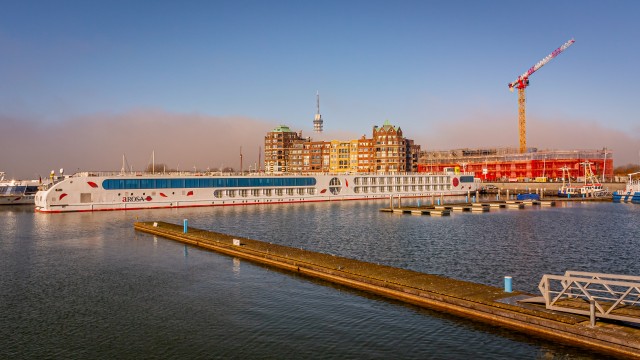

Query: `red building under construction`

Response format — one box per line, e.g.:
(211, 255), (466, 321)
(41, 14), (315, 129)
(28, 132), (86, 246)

(417, 148), (613, 182)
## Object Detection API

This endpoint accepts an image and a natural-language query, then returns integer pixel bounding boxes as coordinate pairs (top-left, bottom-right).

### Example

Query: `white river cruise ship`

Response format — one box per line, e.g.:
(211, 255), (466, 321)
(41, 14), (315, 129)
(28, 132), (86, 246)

(35, 171), (479, 213)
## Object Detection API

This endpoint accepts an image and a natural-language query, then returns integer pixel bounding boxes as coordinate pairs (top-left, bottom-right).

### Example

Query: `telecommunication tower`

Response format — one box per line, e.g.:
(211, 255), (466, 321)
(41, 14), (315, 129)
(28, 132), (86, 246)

(313, 91), (323, 133)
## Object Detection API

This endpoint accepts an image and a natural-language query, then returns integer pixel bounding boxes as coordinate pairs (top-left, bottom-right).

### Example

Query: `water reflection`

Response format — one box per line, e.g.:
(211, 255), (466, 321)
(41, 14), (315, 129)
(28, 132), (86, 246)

(1, 201), (636, 359)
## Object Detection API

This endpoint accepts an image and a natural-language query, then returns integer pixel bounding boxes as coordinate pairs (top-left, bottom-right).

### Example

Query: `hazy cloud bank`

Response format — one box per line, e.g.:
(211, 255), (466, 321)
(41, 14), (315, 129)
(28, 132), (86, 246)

(2, 109), (638, 180)
(1, 110), (275, 179)
(417, 111), (639, 165)
(0, 109), (360, 179)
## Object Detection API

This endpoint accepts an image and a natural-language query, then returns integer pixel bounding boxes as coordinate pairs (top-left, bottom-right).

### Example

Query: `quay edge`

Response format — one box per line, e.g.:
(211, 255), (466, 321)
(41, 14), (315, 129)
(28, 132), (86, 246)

(134, 221), (640, 359)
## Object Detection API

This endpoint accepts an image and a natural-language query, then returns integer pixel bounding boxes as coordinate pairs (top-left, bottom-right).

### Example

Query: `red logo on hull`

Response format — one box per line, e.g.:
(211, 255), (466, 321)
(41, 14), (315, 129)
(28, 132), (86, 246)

(122, 196), (153, 203)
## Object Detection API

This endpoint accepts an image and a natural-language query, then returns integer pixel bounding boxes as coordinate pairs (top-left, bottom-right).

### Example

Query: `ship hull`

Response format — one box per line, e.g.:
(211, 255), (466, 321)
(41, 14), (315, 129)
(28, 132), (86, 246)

(35, 173), (479, 213)
(0, 195), (36, 205)
(612, 191), (640, 204)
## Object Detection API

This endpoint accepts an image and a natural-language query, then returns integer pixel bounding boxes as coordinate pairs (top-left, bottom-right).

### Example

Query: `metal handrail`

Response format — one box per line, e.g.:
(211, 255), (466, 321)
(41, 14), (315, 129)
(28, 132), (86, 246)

(539, 271), (640, 324)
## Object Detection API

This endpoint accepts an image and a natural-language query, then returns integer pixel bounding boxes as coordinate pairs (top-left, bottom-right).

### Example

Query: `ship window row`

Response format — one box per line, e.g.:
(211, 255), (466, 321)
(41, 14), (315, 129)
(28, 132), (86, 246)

(102, 177), (317, 190)
(0, 185), (39, 195)
(353, 185), (451, 193)
(214, 188), (317, 198)
(352, 176), (450, 185)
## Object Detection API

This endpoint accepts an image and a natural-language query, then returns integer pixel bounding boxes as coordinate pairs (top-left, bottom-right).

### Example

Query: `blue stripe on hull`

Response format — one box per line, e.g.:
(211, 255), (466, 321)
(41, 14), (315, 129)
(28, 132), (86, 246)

(613, 191), (640, 204)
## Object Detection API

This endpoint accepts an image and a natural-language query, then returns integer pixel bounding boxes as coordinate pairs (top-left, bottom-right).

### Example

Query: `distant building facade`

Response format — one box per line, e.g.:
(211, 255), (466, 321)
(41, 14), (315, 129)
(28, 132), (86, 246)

(263, 121), (418, 174)
(264, 125), (305, 173)
(372, 121), (406, 172)
(417, 147), (614, 182)
(264, 124), (614, 179)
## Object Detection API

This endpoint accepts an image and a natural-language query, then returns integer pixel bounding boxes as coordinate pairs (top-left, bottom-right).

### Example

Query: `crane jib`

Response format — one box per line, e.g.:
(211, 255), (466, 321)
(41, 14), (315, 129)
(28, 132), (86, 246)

(508, 39), (575, 89)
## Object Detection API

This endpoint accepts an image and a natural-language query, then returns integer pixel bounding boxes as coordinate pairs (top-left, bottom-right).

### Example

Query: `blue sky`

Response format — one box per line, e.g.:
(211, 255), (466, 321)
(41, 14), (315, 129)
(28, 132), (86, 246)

(1, 1), (639, 177)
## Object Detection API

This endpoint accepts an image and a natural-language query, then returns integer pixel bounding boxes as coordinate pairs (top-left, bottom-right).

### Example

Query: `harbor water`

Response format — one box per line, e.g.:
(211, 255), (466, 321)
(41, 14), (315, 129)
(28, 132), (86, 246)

(1, 200), (639, 359)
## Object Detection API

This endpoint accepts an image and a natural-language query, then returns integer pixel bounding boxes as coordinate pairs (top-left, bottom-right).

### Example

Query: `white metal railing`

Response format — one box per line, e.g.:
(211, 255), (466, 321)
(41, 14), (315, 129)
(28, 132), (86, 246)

(538, 271), (640, 324)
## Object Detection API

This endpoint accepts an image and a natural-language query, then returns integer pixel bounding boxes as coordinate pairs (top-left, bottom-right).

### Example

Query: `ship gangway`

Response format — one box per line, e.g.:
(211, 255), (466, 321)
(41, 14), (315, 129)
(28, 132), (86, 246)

(537, 271), (640, 326)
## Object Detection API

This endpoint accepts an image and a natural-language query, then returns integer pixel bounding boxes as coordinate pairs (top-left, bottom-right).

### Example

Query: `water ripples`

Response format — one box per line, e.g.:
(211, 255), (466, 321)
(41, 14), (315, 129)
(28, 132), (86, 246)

(1, 201), (637, 358)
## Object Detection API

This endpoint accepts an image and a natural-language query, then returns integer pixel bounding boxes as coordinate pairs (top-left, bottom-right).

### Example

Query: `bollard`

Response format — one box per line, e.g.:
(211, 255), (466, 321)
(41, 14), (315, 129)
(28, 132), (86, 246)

(590, 298), (596, 327)
(504, 276), (512, 293)
(183, 219), (188, 233)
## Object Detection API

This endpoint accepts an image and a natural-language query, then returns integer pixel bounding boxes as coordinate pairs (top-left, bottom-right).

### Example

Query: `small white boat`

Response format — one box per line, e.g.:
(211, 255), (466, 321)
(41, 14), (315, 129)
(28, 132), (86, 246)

(612, 172), (640, 204)
(557, 163), (608, 198)
(557, 166), (580, 197)
(0, 172), (41, 205)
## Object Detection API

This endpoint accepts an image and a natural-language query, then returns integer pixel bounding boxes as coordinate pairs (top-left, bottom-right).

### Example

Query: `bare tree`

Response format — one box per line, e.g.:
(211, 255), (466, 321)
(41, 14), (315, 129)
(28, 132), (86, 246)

(614, 164), (640, 176)
(145, 163), (174, 173)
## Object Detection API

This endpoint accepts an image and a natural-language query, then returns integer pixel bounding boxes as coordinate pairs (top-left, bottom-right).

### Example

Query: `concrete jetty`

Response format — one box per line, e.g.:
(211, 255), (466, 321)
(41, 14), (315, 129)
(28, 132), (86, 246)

(134, 221), (640, 358)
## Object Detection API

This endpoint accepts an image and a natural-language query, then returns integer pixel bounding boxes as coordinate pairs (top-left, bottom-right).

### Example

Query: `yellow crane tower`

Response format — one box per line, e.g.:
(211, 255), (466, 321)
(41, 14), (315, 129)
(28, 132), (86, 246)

(508, 39), (575, 153)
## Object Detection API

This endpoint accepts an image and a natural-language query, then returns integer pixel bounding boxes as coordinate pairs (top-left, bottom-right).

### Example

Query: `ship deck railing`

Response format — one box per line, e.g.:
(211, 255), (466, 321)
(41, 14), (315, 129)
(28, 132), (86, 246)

(67, 171), (477, 178)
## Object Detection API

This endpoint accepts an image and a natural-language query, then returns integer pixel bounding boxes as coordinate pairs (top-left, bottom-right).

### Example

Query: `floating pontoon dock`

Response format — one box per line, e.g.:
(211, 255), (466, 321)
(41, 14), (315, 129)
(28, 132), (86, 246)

(134, 221), (640, 358)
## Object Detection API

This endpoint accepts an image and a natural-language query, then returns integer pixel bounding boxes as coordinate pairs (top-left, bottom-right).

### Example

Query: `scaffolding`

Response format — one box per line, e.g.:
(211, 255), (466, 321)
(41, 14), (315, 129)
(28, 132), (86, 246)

(417, 147), (613, 182)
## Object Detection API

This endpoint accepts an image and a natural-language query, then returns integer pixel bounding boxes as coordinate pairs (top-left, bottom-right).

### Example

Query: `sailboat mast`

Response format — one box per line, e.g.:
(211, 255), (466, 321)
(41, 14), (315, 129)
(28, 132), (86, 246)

(602, 148), (607, 182)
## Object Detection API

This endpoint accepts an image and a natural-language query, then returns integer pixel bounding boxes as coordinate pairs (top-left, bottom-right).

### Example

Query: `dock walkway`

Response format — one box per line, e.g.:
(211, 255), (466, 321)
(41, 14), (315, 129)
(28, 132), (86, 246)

(381, 200), (559, 214)
(135, 221), (640, 358)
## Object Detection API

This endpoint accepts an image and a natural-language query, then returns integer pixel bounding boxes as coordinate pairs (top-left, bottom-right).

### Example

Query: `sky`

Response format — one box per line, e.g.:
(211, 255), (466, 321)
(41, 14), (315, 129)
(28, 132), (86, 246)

(1, 0), (639, 179)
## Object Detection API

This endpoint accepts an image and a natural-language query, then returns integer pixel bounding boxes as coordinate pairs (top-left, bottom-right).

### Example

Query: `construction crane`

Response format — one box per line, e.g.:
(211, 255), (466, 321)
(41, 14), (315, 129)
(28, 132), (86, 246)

(508, 38), (575, 153)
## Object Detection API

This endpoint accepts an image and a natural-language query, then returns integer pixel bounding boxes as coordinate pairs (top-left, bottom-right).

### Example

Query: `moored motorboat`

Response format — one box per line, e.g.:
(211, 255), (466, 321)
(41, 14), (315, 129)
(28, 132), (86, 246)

(0, 172), (41, 205)
(612, 172), (640, 204)
(557, 163), (609, 198)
